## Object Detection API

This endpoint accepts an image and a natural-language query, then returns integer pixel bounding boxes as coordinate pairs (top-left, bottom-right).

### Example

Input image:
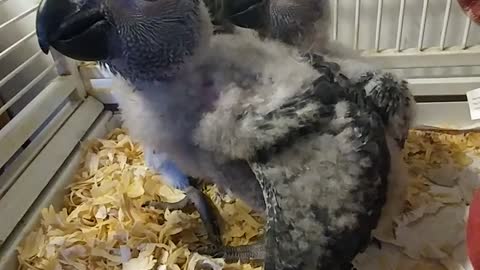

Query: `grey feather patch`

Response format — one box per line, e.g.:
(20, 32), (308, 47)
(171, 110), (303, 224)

(248, 104), (390, 269)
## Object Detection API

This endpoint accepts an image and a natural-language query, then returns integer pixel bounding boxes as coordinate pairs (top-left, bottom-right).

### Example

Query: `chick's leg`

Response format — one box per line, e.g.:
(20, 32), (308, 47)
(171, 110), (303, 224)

(143, 149), (222, 246)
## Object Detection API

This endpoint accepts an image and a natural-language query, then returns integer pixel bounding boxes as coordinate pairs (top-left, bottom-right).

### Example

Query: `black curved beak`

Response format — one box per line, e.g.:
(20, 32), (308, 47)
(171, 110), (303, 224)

(36, 0), (112, 61)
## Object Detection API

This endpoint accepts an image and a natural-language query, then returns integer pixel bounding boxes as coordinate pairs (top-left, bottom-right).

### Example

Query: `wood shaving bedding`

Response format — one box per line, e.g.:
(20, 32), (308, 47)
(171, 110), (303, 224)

(355, 129), (480, 270)
(17, 128), (480, 270)
(17, 128), (263, 270)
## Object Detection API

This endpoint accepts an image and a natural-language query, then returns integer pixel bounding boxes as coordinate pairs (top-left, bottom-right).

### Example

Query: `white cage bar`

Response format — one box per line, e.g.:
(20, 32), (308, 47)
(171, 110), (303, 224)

(462, 17), (472, 49)
(353, 0), (361, 50)
(374, 0), (383, 52)
(333, 0), (339, 41)
(0, 5), (38, 31)
(417, 0), (429, 51)
(0, 63), (56, 116)
(0, 31), (36, 62)
(0, 1), (90, 244)
(395, 0), (406, 51)
(0, 50), (42, 90)
(440, 0), (452, 50)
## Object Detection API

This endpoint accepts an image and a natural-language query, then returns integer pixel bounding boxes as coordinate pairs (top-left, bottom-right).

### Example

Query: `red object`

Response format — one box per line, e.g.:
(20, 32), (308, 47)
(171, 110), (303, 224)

(467, 189), (480, 270)
(458, 0), (480, 24)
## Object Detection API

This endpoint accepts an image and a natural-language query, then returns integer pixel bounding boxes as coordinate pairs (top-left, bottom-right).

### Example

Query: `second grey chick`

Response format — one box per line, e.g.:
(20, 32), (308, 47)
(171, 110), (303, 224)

(217, 0), (415, 246)
(261, 0), (416, 243)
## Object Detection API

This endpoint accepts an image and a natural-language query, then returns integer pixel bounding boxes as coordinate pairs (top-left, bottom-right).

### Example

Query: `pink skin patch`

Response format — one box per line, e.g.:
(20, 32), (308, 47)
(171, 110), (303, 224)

(467, 189), (480, 270)
(458, 0), (480, 24)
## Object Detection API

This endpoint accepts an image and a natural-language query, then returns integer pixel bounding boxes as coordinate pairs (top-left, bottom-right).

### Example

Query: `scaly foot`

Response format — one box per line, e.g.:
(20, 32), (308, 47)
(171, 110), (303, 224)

(198, 242), (265, 263)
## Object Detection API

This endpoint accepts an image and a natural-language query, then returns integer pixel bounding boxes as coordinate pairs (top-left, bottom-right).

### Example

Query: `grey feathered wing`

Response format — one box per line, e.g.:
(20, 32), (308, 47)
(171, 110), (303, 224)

(245, 76), (391, 270)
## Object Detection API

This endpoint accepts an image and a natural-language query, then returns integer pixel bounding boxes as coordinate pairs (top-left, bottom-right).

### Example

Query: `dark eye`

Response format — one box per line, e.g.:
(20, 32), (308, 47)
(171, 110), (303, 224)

(143, 0), (158, 2)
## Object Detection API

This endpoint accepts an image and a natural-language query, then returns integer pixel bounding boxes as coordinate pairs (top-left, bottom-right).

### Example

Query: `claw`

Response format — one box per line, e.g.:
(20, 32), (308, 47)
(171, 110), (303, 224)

(186, 186), (223, 247)
(371, 237), (382, 249)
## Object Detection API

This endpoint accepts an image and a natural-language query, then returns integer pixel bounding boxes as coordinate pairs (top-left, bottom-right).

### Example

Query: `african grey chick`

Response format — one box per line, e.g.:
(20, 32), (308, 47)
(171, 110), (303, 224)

(218, 0), (415, 244)
(210, 1), (416, 240)
(207, 0), (414, 245)
(36, 0), (392, 269)
(256, 0), (416, 242)
(215, 0), (414, 244)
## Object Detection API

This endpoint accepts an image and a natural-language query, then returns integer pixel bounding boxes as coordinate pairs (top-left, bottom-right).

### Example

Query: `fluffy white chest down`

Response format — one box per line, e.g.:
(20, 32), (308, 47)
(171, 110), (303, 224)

(106, 32), (324, 183)
(109, 33), (321, 156)
(110, 76), (169, 149)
